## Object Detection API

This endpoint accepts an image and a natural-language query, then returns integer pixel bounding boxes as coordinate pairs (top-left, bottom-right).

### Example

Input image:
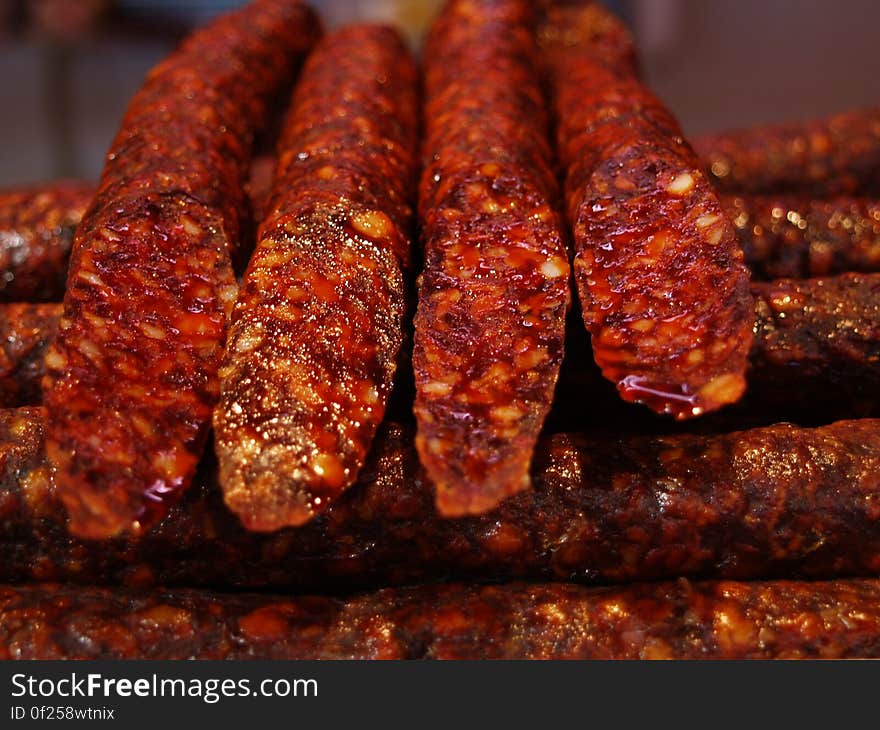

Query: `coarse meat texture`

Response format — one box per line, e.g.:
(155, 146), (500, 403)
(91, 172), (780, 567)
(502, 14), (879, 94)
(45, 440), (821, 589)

(41, 0), (321, 539)
(0, 181), (91, 302)
(725, 195), (880, 279)
(414, 0), (570, 516)
(3, 578), (880, 659)
(0, 304), (61, 407)
(214, 24), (419, 531)
(3, 409), (880, 590)
(540, 1), (754, 419)
(696, 107), (880, 196)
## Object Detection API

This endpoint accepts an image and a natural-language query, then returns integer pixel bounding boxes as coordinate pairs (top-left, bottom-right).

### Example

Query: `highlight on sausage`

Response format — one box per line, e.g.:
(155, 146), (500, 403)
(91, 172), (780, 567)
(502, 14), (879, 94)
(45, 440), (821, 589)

(540, 1), (754, 419)
(696, 107), (880, 197)
(41, 0), (321, 538)
(3, 578), (880, 659)
(414, 0), (570, 516)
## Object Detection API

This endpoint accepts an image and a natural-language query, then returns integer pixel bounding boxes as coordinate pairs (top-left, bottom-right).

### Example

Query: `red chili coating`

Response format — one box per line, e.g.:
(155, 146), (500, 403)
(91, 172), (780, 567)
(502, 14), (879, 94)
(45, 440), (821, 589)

(0, 181), (91, 302)
(214, 26), (418, 532)
(4, 578), (880, 659)
(4, 411), (880, 591)
(540, 2), (754, 419)
(414, 0), (570, 516)
(41, 0), (322, 539)
(696, 108), (880, 196)
(725, 195), (880, 279)
(0, 304), (61, 407)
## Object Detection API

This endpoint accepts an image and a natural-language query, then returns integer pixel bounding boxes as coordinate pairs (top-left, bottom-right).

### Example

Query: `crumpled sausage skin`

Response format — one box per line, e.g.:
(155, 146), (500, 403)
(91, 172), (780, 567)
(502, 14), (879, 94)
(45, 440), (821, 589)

(3, 410), (880, 591)
(0, 182), (91, 302)
(214, 25), (418, 532)
(696, 108), (880, 197)
(41, 0), (321, 539)
(540, 2), (754, 419)
(725, 195), (880, 279)
(414, 0), (570, 516)
(3, 578), (880, 659)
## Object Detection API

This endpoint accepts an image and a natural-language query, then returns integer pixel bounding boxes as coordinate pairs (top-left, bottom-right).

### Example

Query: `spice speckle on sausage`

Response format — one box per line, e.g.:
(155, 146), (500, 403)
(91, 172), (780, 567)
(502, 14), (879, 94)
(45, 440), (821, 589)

(41, 0), (321, 538)
(540, 2), (754, 419)
(214, 25), (419, 531)
(414, 0), (570, 516)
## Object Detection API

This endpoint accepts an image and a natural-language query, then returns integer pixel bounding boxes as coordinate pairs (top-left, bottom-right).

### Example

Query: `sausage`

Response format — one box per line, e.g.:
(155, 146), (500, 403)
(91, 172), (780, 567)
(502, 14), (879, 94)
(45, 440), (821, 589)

(41, 0), (321, 538)
(414, 0), (570, 516)
(4, 578), (880, 659)
(696, 108), (880, 197)
(3, 409), (880, 590)
(540, 2), (754, 419)
(0, 181), (91, 302)
(726, 194), (880, 279)
(0, 303), (61, 407)
(214, 26), (418, 532)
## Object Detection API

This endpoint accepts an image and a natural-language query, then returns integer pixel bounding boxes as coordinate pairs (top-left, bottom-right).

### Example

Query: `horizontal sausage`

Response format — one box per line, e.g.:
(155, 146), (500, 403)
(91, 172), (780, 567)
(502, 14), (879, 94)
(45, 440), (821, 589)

(3, 578), (880, 659)
(214, 25), (419, 531)
(2, 409), (880, 590)
(414, 0), (570, 515)
(696, 107), (880, 196)
(0, 304), (61, 408)
(540, 1), (754, 419)
(0, 181), (91, 302)
(726, 194), (880, 279)
(41, 0), (321, 539)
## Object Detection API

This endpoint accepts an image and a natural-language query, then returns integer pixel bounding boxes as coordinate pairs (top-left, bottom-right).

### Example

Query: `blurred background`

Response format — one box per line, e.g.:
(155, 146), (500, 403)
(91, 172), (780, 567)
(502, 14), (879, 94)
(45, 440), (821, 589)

(0, 0), (878, 186)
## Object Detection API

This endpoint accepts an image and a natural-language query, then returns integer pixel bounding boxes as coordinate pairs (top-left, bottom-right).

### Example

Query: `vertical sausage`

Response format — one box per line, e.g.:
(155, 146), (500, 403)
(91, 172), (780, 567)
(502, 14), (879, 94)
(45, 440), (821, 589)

(3, 579), (880, 659)
(214, 25), (419, 531)
(696, 108), (880, 196)
(726, 194), (880, 279)
(414, 0), (570, 516)
(41, 0), (321, 538)
(540, 1), (754, 419)
(0, 182), (91, 302)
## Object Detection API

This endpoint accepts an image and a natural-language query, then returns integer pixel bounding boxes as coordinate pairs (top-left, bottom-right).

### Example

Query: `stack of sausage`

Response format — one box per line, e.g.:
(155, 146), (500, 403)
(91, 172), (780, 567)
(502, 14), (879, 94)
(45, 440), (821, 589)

(0, 0), (880, 659)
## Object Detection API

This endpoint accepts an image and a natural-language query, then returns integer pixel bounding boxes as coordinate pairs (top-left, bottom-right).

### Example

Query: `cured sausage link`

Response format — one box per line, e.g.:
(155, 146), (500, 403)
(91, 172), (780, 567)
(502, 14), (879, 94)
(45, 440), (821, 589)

(3, 578), (880, 659)
(3, 410), (880, 590)
(540, 1), (754, 419)
(41, 0), (321, 538)
(414, 0), (570, 516)
(725, 194), (880, 279)
(0, 182), (91, 302)
(0, 304), (61, 407)
(214, 25), (419, 531)
(696, 108), (880, 197)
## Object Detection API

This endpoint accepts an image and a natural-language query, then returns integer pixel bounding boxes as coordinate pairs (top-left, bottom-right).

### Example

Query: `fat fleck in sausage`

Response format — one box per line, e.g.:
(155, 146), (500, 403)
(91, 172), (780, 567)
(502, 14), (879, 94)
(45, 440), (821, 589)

(214, 25), (419, 531)
(725, 194), (880, 279)
(3, 578), (880, 659)
(0, 182), (91, 302)
(41, 0), (321, 538)
(540, 1), (754, 419)
(3, 410), (880, 590)
(414, 0), (570, 516)
(696, 108), (880, 197)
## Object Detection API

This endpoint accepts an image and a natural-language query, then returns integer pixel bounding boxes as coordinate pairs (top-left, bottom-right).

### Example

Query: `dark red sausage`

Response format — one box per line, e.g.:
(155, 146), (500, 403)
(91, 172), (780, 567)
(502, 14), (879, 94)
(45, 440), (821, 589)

(414, 0), (570, 516)
(726, 194), (880, 279)
(0, 304), (61, 407)
(0, 182), (91, 302)
(541, 2), (754, 419)
(4, 578), (880, 659)
(3, 409), (880, 590)
(696, 108), (880, 196)
(41, 1), (321, 538)
(214, 26), (418, 532)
